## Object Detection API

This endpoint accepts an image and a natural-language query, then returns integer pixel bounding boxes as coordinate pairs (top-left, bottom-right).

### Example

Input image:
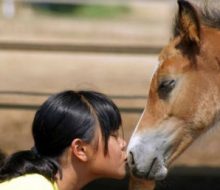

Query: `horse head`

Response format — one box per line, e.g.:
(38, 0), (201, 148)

(127, 0), (220, 181)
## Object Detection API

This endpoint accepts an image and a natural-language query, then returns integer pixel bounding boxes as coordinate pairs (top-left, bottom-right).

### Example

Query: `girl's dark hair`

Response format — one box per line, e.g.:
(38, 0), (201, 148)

(0, 150), (6, 166)
(0, 90), (122, 182)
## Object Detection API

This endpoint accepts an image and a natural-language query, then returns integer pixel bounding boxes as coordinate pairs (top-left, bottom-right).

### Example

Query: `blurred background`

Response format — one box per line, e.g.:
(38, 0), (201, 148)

(1, 0), (220, 189)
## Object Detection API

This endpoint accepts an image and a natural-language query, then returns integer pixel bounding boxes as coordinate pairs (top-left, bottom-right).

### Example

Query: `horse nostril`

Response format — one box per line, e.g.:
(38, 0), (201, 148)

(129, 151), (135, 165)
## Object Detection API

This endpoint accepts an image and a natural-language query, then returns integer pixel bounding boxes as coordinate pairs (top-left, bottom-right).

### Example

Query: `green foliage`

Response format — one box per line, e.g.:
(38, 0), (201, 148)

(31, 3), (130, 19)
(72, 5), (130, 18)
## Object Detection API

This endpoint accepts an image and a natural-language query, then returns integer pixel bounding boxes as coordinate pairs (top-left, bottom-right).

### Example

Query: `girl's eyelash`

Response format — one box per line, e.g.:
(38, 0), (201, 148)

(111, 134), (118, 138)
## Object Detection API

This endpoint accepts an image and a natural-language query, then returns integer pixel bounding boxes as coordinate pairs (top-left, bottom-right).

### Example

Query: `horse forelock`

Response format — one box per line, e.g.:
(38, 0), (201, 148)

(163, 28), (220, 73)
(159, 37), (181, 64)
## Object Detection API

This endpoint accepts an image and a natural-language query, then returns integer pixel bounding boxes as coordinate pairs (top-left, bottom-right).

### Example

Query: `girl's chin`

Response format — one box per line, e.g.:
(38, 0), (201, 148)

(115, 171), (127, 179)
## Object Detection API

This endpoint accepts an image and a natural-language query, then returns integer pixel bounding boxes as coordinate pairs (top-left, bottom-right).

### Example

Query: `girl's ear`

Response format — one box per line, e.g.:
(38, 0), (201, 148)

(71, 139), (89, 162)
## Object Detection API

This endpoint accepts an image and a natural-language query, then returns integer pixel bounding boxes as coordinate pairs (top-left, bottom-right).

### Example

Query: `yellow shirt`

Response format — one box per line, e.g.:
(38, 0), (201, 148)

(0, 173), (59, 190)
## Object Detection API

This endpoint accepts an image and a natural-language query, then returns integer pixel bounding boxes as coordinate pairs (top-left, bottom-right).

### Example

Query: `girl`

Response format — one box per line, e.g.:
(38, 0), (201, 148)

(0, 90), (127, 190)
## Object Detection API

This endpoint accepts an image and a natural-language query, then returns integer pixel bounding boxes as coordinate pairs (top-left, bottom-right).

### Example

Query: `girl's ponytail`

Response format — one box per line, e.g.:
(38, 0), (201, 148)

(0, 150), (60, 182)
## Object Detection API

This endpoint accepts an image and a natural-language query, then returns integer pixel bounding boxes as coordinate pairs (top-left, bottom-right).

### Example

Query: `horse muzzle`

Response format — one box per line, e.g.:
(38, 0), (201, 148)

(127, 150), (168, 180)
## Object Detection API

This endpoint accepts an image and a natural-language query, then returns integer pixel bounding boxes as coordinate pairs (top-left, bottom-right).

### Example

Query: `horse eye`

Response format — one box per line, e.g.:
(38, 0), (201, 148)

(158, 79), (176, 99)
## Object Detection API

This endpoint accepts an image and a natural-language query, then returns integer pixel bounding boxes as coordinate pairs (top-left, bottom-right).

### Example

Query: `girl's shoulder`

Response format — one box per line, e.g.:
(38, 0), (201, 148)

(0, 173), (58, 190)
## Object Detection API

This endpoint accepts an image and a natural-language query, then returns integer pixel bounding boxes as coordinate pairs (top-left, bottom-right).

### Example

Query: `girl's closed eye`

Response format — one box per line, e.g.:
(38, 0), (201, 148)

(110, 131), (119, 139)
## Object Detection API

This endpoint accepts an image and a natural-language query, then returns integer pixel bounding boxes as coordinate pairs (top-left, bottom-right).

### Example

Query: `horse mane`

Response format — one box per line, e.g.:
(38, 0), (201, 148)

(201, 4), (220, 29)
(173, 1), (220, 37)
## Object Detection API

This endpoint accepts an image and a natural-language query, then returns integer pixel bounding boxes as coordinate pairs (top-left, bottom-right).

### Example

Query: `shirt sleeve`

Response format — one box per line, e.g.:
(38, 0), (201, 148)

(0, 174), (57, 190)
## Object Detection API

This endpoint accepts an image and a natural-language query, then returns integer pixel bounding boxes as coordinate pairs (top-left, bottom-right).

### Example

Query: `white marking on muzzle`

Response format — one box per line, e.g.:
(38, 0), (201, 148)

(127, 117), (181, 179)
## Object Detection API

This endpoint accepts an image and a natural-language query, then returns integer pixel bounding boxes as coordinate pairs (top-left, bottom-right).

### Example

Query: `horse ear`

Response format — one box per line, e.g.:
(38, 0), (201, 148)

(175, 0), (200, 46)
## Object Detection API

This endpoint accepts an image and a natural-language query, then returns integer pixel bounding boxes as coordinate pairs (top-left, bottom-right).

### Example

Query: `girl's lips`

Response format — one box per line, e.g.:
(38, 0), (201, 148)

(124, 154), (128, 163)
(123, 152), (127, 162)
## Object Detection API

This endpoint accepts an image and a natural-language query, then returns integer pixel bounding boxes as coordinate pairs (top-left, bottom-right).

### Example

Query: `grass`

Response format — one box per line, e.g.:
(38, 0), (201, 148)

(72, 5), (130, 18)
(32, 4), (130, 19)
